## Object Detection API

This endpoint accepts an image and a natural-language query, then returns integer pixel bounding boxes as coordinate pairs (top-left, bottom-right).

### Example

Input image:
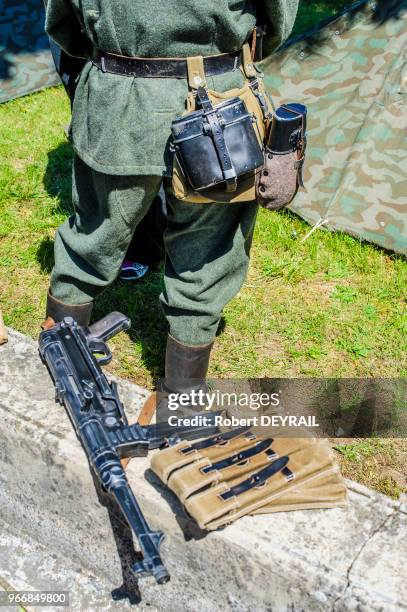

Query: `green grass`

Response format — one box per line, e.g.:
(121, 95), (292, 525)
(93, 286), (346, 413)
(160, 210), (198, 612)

(1, 1), (406, 498)
(334, 438), (406, 498)
(0, 87), (406, 389)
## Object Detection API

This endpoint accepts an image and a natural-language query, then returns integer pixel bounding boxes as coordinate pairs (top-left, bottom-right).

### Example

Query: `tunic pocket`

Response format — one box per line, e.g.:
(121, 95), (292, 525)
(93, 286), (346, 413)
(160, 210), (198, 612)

(152, 109), (178, 174)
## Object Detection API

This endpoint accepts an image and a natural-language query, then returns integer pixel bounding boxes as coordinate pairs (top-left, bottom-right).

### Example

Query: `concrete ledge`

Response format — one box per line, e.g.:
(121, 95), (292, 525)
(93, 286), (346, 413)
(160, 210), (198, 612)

(0, 329), (406, 611)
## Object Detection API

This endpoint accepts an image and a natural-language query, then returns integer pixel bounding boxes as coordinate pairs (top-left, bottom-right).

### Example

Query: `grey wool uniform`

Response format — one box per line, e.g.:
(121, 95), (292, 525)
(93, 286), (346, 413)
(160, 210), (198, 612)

(45, 0), (299, 346)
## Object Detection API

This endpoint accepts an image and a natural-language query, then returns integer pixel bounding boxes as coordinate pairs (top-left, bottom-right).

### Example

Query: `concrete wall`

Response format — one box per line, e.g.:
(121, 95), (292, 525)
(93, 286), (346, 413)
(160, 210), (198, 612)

(0, 330), (406, 611)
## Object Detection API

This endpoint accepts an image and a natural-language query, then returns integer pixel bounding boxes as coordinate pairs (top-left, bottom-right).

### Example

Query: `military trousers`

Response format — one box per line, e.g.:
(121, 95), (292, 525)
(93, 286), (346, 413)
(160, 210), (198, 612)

(51, 155), (258, 346)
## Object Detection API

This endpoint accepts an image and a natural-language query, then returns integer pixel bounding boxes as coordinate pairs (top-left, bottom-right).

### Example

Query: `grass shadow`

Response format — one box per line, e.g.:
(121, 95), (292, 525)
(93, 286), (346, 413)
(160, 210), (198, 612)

(36, 236), (55, 274)
(93, 274), (168, 381)
(36, 141), (73, 274)
(43, 140), (74, 217)
(40, 140), (168, 379)
(94, 278), (228, 383)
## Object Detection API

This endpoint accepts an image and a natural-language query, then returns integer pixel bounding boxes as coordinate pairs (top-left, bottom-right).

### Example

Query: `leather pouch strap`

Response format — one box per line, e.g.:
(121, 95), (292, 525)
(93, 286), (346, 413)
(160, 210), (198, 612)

(167, 436), (312, 504)
(220, 456), (292, 500)
(168, 438), (278, 503)
(153, 435), (308, 502)
(183, 427), (251, 452)
(196, 86), (238, 192)
(249, 79), (272, 122)
(185, 443), (336, 530)
(201, 438), (273, 474)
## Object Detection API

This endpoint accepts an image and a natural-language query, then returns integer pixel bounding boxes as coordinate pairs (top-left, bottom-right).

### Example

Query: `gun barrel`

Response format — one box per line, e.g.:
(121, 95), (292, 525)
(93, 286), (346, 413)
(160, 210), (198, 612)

(75, 422), (171, 583)
(111, 481), (170, 584)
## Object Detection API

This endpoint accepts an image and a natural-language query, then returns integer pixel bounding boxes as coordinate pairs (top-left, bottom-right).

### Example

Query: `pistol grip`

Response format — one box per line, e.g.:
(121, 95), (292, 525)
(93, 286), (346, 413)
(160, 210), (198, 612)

(87, 311), (131, 343)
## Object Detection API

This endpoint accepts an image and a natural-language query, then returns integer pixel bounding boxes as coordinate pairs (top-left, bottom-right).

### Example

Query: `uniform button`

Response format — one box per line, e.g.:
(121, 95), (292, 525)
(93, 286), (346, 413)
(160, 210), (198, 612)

(263, 170), (269, 176)
(260, 186), (265, 192)
(268, 153), (273, 159)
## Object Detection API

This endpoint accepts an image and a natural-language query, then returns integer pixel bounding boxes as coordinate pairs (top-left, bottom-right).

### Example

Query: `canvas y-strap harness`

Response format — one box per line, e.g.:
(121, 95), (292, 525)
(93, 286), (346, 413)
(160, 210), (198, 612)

(91, 31), (308, 206)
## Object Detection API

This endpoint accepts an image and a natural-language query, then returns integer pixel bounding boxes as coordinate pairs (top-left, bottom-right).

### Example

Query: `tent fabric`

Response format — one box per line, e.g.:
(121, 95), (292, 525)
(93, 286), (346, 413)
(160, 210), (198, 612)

(262, 0), (407, 255)
(0, 0), (59, 103)
(1, 0), (406, 254)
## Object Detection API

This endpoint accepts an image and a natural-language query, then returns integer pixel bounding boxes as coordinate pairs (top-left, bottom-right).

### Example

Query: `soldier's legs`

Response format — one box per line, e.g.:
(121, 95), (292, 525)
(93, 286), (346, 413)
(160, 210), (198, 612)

(161, 192), (259, 347)
(47, 156), (257, 387)
(49, 155), (161, 307)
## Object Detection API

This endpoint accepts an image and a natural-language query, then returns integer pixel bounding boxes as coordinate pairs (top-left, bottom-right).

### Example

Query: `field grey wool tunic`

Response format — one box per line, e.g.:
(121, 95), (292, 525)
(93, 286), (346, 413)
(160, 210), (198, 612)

(45, 0), (299, 176)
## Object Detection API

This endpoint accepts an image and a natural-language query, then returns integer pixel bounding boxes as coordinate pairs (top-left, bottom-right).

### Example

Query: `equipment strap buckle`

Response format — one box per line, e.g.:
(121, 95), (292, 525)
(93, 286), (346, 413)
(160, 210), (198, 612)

(181, 427), (252, 454)
(201, 438), (273, 474)
(195, 86), (238, 191)
(219, 455), (293, 500)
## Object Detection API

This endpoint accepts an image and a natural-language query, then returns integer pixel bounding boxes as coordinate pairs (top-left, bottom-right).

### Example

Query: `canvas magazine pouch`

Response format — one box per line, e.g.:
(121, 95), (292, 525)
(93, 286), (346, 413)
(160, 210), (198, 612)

(151, 433), (347, 531)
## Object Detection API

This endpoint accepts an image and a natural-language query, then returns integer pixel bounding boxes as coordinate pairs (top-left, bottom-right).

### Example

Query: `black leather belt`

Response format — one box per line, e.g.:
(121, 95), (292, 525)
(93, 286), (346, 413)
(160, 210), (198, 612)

(92, 49), (242, 78)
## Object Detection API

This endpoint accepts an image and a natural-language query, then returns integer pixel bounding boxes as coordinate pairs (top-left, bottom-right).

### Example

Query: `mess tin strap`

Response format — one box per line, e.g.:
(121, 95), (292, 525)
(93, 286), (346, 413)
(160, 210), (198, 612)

(196, 86), (238, 192)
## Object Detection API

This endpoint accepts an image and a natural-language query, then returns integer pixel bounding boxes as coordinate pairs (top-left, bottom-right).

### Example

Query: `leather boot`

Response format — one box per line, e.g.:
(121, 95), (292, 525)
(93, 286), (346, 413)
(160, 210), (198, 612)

(41, 289), (93, 330)
(160, 334), (213, 413)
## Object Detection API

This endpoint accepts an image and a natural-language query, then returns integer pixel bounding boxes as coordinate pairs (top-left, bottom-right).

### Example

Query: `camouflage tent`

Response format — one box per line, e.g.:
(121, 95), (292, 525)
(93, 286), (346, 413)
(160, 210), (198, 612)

(0, 0), (59, 103)
(1, 0), (406, 254)
(263, 0), (407, 255)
